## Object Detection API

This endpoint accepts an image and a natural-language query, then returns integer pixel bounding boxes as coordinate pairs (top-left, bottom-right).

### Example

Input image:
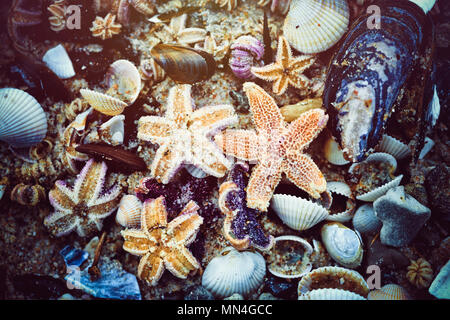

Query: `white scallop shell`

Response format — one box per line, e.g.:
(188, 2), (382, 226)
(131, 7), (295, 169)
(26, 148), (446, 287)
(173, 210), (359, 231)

(325, 181), (356, 222)
(323, 136), (350, 165)
(116, 195), (143, 229)
(321, 222), (363, 268)
(0, 88), (47, 148)
(352, 204), (382, 234)
(298, 288), (366, 300)
(99, 115), (125, 146)
(267, 235), (313, 279)
(80, 89), (128, 116)
(106, 59), (142, 105)
(42, 44), (76, 79)
(185, 164), (208, 178)
(270, 194), (329, 231)
(368, 284), (410, 300)
(375, 134), (411, 160)
(202, 246), (266, 298)
(283, 0), (349, 54)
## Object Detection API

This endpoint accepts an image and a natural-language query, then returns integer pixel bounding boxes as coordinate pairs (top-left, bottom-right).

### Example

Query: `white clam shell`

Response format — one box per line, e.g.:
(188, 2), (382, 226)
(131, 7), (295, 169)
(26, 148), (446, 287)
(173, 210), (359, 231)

(270, 194), (329, 231)
(80, 89), (128, 116)
(185, 164), (208, 178)
(298, 288), (366, 300)
(116, 195), (143, 229)
(106, 59), (142, 105)
(321, 222), (363, 268)
(0, 88), (47, 148)
(368, 284), (410, 300)
(349, 152), (398, 174)
(267, 235), (313, 279)
(352, 204), (382, 234)
(323, 136), (350, 165)
(283, 0), (349, 54)
(42, 44), (76, 79)
(325, 181), (356, 222)
(202, 246), (266, 298)
(99, 115), (125, 146)
(375, 134), (411, 160)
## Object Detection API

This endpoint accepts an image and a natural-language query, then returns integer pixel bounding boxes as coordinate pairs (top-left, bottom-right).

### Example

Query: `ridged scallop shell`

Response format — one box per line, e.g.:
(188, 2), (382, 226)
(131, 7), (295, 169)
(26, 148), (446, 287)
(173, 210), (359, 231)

(298, 288), (366, 300)
(99, 115), (125, 146)
(326, 181), (356, 222)
(321, 222), (363, 268)
(0, 88), (47, 148)
(375, 134), (411, 160)
(323, 136), (350, 165)
(80, 89), (128, 116)
(283, 0), (349, 54)
(270, 194), (329, 231)
(368, 284), (410, 300)
(298, 266), (369, 298)
(202, 246), (266, 298)
(185, 164), (208, 179)
(42, 44), (76, 79)
(116, 195), (143, 229)
(105, 59), (141, 105)
(267, 236), (313, 279)
(352, 204), (382, 234)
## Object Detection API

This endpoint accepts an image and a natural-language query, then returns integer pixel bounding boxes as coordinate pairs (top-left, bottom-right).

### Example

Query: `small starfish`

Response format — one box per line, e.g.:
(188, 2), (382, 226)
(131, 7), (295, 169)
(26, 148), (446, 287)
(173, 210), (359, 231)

(45, 159), (122, 237)
(214, 82), (328, 211)
(121, 196), (203, 286)
(137, 84), (237, 184)
(156, 13), (207, 46)
(90, 13), (122, 40)
(251, 36), (315, 95)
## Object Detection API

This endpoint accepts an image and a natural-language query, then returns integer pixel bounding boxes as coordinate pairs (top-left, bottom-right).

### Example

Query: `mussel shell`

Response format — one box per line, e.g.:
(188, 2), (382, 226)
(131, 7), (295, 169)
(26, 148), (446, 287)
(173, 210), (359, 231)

(150, 44), (215, 84)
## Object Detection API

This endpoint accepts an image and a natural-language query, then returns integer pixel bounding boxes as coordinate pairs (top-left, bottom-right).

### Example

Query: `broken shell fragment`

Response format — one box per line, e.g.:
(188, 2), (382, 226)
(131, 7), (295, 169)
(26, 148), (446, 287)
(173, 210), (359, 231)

(325, 181), (356, 222)
(80, 89), (128, 116)
(298, 288), (366, 300)
(99, 115), (125, 146)
(42, 44), (76, 79)
(323, 136), (350, 165)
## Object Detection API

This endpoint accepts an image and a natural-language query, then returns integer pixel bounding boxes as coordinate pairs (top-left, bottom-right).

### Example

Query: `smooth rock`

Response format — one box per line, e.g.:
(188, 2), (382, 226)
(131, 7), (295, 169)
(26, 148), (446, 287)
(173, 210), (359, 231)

(374, 186), (431, 247)
(425, 164), (450, 221)
(224, 293), (244, 300)
(184, 285), (214, 300)
(429, 260), (450, 299)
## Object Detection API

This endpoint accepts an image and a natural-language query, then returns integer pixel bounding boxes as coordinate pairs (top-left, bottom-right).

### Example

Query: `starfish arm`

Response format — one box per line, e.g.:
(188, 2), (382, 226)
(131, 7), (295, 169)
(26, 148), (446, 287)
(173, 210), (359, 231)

(89, 185), (122, 215)
(272, 75), (289, 95)
(165, 84), (193, 128)
(251, 63), (284, 82)
(214, 129), (260, 162)
(74, 160), (107, 205)
(287, 72), (311, 91)
(137, 251), (165, 286)
(190, 135), (231, 178)
(43, 211), (78, 237)
(163, 247), (200, 279)
(283, 152), (327, 199)
(288, 55), (316, 73)
(150, 141), (185, 184)
(48, 182), (76, 213)
(246, 160), (283, 212)
(137, 116), (175, 144)
(121, 229), (153, 255)
(283, 108), (328, 153)
(242, 82), (285, 135)
(190, 104), (238, 136)
(141, 196), (168, 233)
(277, 36), (293, 68)
(166, 210), (203, 246)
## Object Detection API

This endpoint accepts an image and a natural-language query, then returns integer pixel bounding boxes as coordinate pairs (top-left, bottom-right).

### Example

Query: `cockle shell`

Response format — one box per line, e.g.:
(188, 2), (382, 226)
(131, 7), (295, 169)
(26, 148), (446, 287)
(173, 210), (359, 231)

(270, 194), (329, 231)
(80, 89), (128, 116)
(368, 284), (410, 300)
(116, 195), (143, 229)
(105, 59), (142, 105)
(323, 136), (350, 165)
(42, 44), (76, 79)
(375, 134), (411, 160)
(325, 181), (356, 222)
(0, 88), (47, 148)
(298, 266), (369, 298)
(99, 115), (125, 146)
(202, 246), (266, 298)
(352, 204), (382, 234)
(321, 222), (363, 268)
(298, 288), (366, 300)
(283, 0), (349, 54)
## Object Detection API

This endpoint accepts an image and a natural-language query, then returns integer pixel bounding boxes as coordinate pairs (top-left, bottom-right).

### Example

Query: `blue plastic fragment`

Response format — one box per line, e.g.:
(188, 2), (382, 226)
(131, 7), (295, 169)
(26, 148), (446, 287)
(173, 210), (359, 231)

(60, 245), (89, 268)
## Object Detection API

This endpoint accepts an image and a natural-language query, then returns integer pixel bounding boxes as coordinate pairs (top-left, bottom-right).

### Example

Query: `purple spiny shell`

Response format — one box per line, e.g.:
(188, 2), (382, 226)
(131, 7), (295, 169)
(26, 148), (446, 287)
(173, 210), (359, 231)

(229, 35), (264, 80)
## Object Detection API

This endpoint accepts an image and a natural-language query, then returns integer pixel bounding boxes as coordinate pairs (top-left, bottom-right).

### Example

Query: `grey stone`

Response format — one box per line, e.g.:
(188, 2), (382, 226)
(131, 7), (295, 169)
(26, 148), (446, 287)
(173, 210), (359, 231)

(374, 186), (431, 247)
(429, 260), (450, 299)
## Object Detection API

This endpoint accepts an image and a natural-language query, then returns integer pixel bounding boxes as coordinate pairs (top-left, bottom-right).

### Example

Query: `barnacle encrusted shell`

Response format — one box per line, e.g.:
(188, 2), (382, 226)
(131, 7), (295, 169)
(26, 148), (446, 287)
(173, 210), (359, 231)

(321, 222), (363, 268)
(325, 181), (356, 222)
(202, 247), (266, 298)
(229, 35), (264, 80)
(323, 136), (350, 165)
(298, 266), (369, 298)
(0, 88), (47, 148)
(352, 204), (382, 234)
(10, 183), (46, 206)
(406, 258), (433, 288)
(368, 284), (410, 300)
(116, 194), (143, 229)
(375, 134), (411, 160)
(298, 288), (366, 300)
(267, 236), (313, 279)
(270, 194), (329, 231)
(42, 44), (75, 79)
(283, 0), (349, 54)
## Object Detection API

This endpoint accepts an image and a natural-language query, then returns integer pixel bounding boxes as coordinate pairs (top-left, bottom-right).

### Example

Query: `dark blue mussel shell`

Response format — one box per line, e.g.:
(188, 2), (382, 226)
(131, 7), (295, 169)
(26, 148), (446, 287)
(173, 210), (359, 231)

(323, 0), (433, 162)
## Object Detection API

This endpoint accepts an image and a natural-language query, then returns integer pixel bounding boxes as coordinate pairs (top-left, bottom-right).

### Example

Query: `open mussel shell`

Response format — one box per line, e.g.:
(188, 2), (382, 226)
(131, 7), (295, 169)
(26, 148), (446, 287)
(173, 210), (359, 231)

(375, 134), (411, 160)
(368, 284), (410, 300)
(0, 88), (47, 148)
(325, 181), (356, 222)
(298, 288), (366, 300)
(150, 44), (216, 84)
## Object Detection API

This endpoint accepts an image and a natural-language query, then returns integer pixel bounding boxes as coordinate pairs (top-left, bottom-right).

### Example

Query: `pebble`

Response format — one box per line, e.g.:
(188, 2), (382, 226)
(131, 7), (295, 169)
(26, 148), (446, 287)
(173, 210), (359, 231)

(429, 260), (450, 300)
(258, 293), (280, 300)
(224, 293), (244, 300)
(374, 186), (431, 247)
(425, 164), (450, 222)
(184, 285), (214, 300)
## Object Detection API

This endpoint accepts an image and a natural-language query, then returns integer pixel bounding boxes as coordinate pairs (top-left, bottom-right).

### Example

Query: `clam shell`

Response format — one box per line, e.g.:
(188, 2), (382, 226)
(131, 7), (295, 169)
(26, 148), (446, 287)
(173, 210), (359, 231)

(283, 0), (349, 54)
(42, 44), (76, 79)
(80, 89), (128, 116)
(105, 59), (141, 105)
(202, 246), (266, 298)
(0, 88), (47, 148)
(267, 235), (313, 279)
(116, 195), (143, 229)
(321, 222), (363, 268)
(368, 284), (410, 300)
(349, 152), (398, 173)
(356, 175), (403, 202)
(298, 288), (366, 300)
(323, 136), (350, 165)
(270, 194), (329, 231)
(375, 134), (411, 160)
(99, 115), (125, 146)
(352, 204), (382, 234)
(325, 181), (356, 222)
(298, 266), (369, 298)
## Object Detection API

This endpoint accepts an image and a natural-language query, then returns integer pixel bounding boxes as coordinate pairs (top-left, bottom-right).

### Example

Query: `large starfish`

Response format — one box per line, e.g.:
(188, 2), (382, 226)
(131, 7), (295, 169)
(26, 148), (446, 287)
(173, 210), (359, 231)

(251, 36), (315, 95)
(45, 159), (122, 237)
(121, 196), (203, 286)
(214, 82), (328, 211)
(137, 84), (237, 184)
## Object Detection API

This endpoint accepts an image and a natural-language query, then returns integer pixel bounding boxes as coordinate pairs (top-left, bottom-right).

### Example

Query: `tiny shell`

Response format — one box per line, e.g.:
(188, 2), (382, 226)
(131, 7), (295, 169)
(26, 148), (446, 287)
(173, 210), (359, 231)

(42, 44), (76, 79)
(202, 247), (266, 298)
(321, 222), (363, 268)
(80, 89), (128, 116)
(323, 136), (350, 165)
(116, 195), (143, 229)
(375, 134), (411, 160)
(99, 115), (125, 146)
(352, 204), (382, 234)
(325, 181), (356, 222)
(298, 288), (366, 300)
(270, 194), (329, 231)
(368, 284), (410, 300)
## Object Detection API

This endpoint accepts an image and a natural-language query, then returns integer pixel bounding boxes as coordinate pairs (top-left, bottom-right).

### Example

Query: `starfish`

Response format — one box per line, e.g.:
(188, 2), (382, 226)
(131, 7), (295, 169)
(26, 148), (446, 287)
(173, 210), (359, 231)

(155, 13), (207, 46)
(251, 36), (315, 95)
(121, 196), (203, 286)
(137, 84), (237, 184)
(90, 13), (122, 40)
(45, 159), (122, 237)
(218, 162), (274, 251)
(214, 82), (328, 211)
